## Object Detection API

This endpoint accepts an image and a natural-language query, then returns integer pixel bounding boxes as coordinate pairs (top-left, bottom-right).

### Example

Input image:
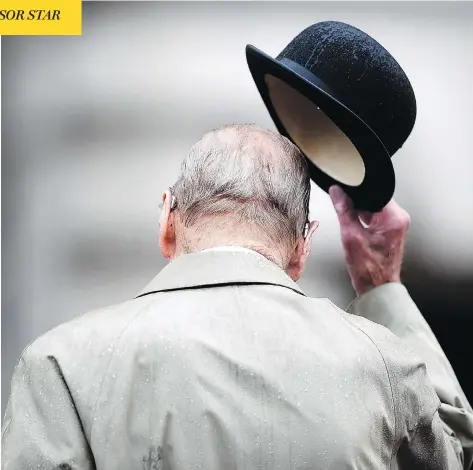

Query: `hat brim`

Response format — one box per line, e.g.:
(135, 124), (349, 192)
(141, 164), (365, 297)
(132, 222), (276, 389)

(246, 44), (394, 213)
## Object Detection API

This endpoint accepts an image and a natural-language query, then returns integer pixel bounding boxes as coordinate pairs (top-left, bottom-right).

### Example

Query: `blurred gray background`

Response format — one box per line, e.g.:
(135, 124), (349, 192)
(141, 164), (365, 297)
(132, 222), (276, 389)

(2, 1), (473, 416)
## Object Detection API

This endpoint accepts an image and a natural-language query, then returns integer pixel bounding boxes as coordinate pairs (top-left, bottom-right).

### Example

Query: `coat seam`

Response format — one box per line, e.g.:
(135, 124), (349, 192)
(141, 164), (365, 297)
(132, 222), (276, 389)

(88, 297), (158, 440)
(342, 317), (397, 467)
(329, 302), (397, 469)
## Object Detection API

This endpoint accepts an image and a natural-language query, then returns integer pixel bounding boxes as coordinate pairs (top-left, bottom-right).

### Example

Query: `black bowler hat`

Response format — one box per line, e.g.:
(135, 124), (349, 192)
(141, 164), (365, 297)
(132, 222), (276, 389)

(246, 21), (416, 212)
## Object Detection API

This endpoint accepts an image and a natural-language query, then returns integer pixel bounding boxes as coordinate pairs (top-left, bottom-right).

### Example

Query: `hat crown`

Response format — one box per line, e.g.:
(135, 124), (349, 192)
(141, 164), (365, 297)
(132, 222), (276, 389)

(277, 21), (416, 155)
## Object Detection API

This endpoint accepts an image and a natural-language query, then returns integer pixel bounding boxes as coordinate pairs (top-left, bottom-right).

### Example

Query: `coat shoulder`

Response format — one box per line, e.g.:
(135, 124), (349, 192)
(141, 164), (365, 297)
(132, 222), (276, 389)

(338, 306), (441, 436)
(22, 295), (156, 361)
(13, 295), (160, 431)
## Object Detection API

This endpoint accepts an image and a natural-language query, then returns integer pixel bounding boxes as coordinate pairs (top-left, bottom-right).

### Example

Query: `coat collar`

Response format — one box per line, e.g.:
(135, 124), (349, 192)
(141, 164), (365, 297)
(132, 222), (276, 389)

(136, 250), (305, 298)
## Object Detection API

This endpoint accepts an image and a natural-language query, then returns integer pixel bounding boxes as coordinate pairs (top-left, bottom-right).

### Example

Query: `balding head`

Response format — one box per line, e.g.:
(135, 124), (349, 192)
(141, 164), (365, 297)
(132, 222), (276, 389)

(161, 124), (316, 275)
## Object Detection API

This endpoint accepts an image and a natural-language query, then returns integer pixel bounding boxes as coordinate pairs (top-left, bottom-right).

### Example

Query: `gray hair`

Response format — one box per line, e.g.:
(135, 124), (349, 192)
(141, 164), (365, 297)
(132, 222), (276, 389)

(170, 124), (310, 256)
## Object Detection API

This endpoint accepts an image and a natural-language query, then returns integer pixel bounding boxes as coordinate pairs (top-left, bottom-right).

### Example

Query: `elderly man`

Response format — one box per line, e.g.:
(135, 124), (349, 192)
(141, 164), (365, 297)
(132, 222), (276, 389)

(2, 124), (473, 469)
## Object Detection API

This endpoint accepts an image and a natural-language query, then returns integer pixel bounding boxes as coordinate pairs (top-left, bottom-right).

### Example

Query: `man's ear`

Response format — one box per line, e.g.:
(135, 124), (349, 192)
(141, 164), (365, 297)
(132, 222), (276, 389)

(159, 189), (177, 259)
(286, 220), (319, 281)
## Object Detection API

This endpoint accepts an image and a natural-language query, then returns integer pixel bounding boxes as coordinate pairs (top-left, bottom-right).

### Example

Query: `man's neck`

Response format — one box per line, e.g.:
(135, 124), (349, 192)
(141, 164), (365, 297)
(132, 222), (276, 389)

(174, 225), (288, 268)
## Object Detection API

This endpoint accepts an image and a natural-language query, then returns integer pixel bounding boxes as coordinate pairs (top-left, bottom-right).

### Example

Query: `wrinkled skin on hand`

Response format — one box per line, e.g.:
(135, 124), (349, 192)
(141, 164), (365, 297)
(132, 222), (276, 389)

(329, 185), (411, 296)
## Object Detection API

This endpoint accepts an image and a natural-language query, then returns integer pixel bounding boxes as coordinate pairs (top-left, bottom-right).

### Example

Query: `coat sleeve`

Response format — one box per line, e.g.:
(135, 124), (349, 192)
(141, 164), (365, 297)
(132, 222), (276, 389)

(1, 346), (96, 470)
(347, 282), (473, 469)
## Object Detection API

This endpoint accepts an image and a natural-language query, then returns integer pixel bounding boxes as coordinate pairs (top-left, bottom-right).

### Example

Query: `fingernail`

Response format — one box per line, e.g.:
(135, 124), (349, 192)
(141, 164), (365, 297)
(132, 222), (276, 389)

(359, 211), (373, 224)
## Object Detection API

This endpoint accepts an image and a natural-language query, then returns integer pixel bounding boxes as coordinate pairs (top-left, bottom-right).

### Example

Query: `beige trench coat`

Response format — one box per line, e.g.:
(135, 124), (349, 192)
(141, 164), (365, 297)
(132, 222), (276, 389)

(2, 250), (473, 469)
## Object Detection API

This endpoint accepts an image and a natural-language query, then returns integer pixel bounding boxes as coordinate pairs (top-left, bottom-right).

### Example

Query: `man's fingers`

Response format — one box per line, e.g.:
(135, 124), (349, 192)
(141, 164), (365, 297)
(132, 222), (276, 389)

(375, 199), (411, 231)
(329, 186), (361, 227)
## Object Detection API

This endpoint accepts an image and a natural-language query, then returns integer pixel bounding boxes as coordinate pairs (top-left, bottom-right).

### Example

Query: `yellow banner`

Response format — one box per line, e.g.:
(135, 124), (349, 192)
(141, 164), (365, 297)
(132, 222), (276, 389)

(0, 0), (81, 35)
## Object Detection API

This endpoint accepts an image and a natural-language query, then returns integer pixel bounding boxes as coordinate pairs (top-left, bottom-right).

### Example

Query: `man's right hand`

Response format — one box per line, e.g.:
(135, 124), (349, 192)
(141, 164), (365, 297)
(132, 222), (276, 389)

(329, 185), (411, 296)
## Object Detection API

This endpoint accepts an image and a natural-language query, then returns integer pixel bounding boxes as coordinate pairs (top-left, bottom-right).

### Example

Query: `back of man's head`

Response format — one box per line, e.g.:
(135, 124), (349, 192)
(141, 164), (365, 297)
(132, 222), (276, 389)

(170, 124), (311, 267)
